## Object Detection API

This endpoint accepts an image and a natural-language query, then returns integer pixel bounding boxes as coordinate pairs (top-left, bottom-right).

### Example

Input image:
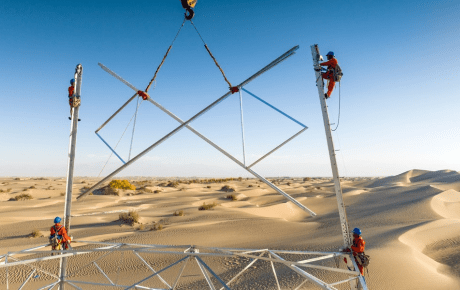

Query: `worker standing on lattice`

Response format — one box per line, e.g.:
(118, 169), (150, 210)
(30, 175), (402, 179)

(319, 51), (341, 99)
(68, 79), (81, 121)
(49, 217), (72, 250)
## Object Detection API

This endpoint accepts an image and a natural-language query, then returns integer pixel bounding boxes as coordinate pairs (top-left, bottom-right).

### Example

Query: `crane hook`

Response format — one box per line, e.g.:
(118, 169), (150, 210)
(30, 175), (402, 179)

(181, 0), (197, 20)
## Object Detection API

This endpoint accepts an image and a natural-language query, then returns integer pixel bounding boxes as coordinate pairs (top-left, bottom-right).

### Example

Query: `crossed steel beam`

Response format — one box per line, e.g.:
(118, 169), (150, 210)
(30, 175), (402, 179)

(76, 46), (315, 216)
(0, 241), (362, 290)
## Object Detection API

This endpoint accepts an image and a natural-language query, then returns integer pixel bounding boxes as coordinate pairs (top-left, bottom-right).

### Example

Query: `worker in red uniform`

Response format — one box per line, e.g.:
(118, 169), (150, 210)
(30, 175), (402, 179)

(319, 51), (338, 99)
(68, 79), (81, 121)
(50, 217), (71, 250)
(343, 227), (366, 275)
(68, 79), (75, 119)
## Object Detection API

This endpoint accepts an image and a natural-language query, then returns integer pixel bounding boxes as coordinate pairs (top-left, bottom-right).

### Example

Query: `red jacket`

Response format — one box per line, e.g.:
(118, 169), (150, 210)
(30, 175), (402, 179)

(68, 85), (74, 97)
(50, 223), (71, 243)
(351, 236), (365, 254)
(320, 58), (338, 70)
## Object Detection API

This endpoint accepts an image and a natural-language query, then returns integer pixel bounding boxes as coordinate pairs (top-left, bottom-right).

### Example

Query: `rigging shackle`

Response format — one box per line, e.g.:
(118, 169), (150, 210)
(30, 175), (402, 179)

(181, 0), (197, 20)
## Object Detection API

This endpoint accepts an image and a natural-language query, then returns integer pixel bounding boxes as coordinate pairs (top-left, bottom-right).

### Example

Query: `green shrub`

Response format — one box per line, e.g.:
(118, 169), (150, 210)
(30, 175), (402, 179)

(109, 180), (136, 190)
(199, 202), (217, 210)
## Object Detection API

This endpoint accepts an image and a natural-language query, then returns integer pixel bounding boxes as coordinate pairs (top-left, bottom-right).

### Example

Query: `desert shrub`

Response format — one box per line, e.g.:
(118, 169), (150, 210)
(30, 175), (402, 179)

(247, 185), (253, 187)
(138, 224), (145, 231)
(154, 190), (161, 194)
(199, 202), (217, 210)
(226, 194), (237, 201)
(286, 182), (291, 186)
(109, 180), (136, 190)
(14, 178), (21, 180)
(167, 181), (179, 188)
(29, 186), (36, 189)
(206, 185), (211, 189)
(220, 185), (235, 192)
(13, 193), (33, 201)
(104, 187), (119, 196)
(60, 192), (65, 196)
(7, 188), (12, 192)
(150, 224), (163, 231)
(31, 229), (41, 238)
(173, 210), (185, 216)
(303, 177), (311, 182)
(81, 180), (86, 183)
(22, 188), (28, 191)
(119, 211), (139, 225)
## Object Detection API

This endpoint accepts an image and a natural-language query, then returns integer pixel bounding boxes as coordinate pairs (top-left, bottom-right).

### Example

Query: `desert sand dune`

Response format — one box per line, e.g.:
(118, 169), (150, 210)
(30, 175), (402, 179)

(1, 170), (460, 289)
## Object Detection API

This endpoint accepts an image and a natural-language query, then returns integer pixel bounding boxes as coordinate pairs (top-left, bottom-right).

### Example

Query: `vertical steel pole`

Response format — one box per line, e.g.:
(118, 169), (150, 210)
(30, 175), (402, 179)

(310, 45), (366, 290)
(238, 89), (246, 166)
(60, 64), (83, 289)
(310, 45), (351, 247)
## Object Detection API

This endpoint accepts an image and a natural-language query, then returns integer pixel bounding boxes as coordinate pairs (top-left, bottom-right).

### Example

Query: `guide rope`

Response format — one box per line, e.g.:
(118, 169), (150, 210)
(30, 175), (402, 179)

(97, 100), (143, 178)
(145, 17), (187, 93)
(128, 96), (141, 161)
(332, 82), (341, 131)
(190, 20), (237, 92)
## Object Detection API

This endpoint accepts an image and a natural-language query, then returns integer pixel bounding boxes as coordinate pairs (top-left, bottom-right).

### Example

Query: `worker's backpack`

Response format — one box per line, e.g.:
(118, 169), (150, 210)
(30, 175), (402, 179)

(356, 252), (370, 268)
(333, 64), (343, 82)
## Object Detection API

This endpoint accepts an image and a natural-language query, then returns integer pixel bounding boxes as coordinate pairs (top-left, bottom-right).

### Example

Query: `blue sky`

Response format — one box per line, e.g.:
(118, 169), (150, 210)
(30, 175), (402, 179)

(1, 0), (459, 177)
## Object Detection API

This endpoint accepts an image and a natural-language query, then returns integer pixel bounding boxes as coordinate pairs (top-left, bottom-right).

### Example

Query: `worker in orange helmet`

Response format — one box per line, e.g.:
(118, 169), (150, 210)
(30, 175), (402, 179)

(342, 227), (366, 275)
(319, 51), (338, 99)
(49, 217), (71, 250)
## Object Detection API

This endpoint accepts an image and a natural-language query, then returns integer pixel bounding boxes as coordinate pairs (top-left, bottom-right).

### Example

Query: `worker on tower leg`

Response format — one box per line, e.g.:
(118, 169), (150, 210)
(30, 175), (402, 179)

(68, 79), (81, 121)
(49, 217), (71, 250)
(319, 51), (338, 99)
(342, 227), (366, 275)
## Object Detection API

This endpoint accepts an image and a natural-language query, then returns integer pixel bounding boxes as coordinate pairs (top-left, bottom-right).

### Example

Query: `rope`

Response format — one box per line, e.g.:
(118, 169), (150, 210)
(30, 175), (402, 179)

(145, 18), (186, 92)
(332, 81), (341, 131)
(97, 100), (143, 178)
(128, 96), (141, 161)
(190, 20), (233, 88)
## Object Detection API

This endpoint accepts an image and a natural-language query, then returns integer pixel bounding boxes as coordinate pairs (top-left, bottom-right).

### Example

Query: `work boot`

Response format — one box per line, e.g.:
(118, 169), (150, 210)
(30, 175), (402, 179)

(68, 117), (71, 120)
(324, 93), (329, 99)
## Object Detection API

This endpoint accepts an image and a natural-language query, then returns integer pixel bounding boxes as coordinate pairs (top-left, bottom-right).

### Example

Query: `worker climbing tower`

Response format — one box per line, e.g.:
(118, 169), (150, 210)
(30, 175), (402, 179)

(311, 44), (368, 289)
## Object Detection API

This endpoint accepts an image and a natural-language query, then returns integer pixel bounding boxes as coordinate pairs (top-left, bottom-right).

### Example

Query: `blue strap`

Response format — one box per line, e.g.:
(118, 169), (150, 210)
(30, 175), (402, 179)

(96, 133), (126, 164)
(241, 88), (307, 128)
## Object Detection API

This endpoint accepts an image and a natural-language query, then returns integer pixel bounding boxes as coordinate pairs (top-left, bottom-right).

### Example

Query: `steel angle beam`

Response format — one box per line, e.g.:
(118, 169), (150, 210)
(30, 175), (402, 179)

(77, 46), (299, 200)
(95, 132), (126, 164)
(241, 88), (307, 127)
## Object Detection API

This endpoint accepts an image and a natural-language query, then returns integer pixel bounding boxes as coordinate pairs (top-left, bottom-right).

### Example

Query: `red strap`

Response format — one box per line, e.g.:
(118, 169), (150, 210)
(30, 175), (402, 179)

(138, 91), (150, 100)
(230, 87), (239, 94)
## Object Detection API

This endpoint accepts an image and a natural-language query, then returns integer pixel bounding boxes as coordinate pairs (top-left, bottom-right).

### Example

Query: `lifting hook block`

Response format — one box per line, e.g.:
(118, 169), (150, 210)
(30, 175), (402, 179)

(181, 0), (197, 20)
